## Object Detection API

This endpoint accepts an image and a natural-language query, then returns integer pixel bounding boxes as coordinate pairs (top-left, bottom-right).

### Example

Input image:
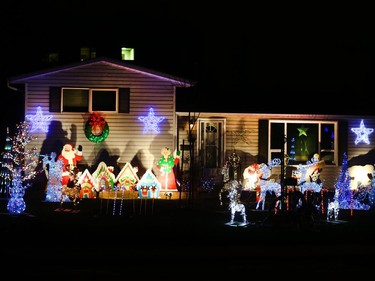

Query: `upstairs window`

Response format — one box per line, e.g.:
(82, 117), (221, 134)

(50, 87), (130, 113)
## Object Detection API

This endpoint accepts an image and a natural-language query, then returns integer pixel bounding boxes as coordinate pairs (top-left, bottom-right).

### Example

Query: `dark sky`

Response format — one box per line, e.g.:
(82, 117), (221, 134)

(1, 2), (375, 145)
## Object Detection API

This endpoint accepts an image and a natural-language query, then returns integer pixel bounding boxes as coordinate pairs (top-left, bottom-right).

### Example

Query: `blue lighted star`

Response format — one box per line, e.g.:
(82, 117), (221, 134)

(25, 106), (53, 132)
(351, 120), (374, 145)
(138, 107), (165, 133)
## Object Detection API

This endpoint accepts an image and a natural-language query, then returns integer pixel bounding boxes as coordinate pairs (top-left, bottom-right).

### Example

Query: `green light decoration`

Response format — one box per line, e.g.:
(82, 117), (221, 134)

(84, 112), (109, 143)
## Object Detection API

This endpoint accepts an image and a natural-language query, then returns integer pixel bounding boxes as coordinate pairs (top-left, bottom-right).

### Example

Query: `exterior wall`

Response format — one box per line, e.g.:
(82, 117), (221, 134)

(21, 61), (180, 178)
(177, 112), (375, 190)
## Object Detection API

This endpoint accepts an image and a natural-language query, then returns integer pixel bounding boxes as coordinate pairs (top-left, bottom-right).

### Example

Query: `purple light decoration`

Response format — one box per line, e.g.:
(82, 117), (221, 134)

(25, 106), (53, 133)
(138, 107), (165, 134)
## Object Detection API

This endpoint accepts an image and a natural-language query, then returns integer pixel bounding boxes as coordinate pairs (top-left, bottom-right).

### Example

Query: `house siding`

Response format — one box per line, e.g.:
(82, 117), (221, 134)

(18, 61), (183, 178)
(177, 112), (375, 190)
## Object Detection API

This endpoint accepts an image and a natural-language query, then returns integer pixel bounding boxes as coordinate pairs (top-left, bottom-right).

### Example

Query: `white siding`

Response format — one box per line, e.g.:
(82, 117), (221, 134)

(22, 61), (180, 178)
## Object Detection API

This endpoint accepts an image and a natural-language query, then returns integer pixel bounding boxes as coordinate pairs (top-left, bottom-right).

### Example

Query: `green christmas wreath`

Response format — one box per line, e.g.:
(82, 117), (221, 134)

(84, 112), (110, 143)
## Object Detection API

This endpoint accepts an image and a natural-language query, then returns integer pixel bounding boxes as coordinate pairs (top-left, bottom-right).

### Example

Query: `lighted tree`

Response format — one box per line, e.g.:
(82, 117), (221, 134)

(0, 127), (13, 198)
(7, 121), (40, 214)
(335, 152), (352, 209)
(335, 152), (370, 210)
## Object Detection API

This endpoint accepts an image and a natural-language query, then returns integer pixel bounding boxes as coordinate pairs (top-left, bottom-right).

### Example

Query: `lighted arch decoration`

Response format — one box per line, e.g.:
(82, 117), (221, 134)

(84, 112), (109, 143)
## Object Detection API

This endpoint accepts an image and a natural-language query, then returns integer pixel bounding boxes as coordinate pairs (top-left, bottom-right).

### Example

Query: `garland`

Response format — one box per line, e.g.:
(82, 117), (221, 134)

(84, 112), (109, 143)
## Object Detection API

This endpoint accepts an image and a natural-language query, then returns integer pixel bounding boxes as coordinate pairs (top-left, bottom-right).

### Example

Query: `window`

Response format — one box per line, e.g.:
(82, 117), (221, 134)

(62, 88), (89, 112)
(50, 87), (130, 113)
(269, 120), (338, 166)
(121, 47), (134, 60)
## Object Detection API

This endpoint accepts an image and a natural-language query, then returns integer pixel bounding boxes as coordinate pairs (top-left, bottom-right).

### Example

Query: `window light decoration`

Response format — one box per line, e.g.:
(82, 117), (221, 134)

(25, 106), (53, 132)
(351, 119), (374, 145)
(138, 107), (165, 134)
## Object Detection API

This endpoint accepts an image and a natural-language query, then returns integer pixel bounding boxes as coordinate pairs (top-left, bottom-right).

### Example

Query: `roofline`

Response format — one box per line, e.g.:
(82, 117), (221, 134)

(7, 56), (196, 87)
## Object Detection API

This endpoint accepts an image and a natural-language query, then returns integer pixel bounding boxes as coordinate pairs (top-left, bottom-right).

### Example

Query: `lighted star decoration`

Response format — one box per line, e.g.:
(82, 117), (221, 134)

(25, 106), (53, 132)
(351, 119), (374, 145)
(297, 126), (309, 137)
(138, 107), (165, 134)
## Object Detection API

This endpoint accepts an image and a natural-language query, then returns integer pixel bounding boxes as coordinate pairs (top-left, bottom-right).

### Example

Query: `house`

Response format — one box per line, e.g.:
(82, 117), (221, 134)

(7, 56), (375, 199)
(176, 112), (375, 192)
(7, 57), (194, 195)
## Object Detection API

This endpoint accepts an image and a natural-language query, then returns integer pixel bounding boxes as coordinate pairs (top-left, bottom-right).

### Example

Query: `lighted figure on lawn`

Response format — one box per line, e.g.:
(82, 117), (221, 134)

(327, 187), (340, 221)
(220, 153), (242, 206)
(58, 144), (83, 186)
(255, 159), (282, 211)
(156, 146), (180, 191)
(60, 165), (81, 207)
(225, 180), (248, 226)
(295, 153), (325, 194)
(242, 163), (261, 191)
(42, 152), (64, 202)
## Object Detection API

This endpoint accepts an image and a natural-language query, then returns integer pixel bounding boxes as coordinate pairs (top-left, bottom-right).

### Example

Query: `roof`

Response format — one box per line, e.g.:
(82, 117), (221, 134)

(7, 56), (196, 88)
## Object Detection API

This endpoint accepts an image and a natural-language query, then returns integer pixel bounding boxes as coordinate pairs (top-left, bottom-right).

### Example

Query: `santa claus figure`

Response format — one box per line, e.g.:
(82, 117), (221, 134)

(58, 144), (83, 186)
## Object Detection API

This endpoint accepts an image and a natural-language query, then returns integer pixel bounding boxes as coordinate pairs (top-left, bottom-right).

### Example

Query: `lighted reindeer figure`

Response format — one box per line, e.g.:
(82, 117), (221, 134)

(226, 181), (248, 225)
(327, 187), (340, 221)
(60, 166), (81, 208)
(255, 159), (282, 210)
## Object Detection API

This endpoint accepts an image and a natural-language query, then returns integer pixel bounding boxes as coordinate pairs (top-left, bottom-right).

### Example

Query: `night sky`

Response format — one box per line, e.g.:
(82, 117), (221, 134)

(1, 2), (375, 146)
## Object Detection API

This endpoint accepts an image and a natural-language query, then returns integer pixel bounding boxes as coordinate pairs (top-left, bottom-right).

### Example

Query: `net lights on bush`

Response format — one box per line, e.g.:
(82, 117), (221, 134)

(351, 119), (373, 145)
(25, 106), (53, 133)
(138, 107), (165, 134)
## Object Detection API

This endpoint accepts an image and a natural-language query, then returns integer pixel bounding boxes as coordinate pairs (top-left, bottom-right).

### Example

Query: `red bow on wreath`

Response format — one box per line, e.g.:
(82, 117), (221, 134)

(88, 112), (106, 127)
(85, 112), (109, 143)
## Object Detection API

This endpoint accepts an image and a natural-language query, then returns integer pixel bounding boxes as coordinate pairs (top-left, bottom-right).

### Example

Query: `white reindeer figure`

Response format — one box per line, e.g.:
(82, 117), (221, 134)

(227, 183), (248, 225)
(255, 159), (282, 210)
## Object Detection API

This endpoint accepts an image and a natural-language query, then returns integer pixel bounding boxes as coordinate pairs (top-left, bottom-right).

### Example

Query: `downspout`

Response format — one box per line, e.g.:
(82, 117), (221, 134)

(7, 80), (20, 92)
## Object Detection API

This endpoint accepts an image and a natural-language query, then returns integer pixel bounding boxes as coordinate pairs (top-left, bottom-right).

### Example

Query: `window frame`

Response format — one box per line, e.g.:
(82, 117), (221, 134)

(268, 120), (338, 166)
(61, 87), (119, 113)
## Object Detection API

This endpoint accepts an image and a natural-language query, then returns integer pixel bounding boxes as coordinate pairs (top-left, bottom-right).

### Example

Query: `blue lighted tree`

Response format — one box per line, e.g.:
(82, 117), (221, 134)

(335, 152), (352, 209)
(335, 152), (370, 210)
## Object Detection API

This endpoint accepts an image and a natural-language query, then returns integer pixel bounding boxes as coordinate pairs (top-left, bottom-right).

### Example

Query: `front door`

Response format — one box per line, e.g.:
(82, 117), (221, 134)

(198, 118), (225, 169)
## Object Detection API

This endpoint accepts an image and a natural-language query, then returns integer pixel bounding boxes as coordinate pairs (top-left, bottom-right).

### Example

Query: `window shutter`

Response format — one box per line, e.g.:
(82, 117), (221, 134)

(118, 88), (130, 113)
(338, 120), (348, 165)
(258, 119), (269, 164)
(49, 87), (61, 112)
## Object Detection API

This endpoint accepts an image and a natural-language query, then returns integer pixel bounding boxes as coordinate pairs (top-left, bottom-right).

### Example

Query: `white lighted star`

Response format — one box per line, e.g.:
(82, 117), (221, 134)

(351, 119), (374, 145)
(25, 106), (53, 132)
(138, 107), (165, 133)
